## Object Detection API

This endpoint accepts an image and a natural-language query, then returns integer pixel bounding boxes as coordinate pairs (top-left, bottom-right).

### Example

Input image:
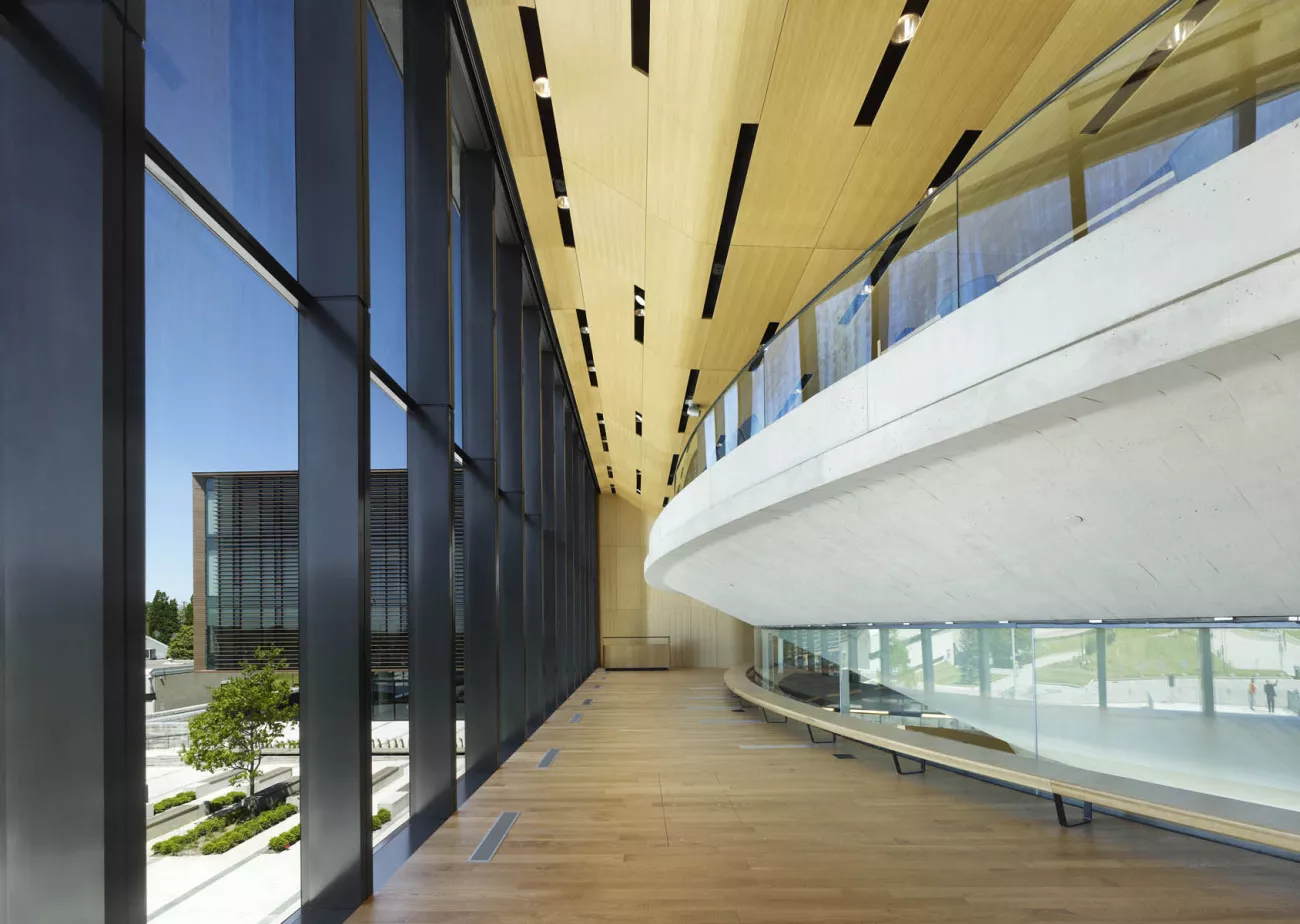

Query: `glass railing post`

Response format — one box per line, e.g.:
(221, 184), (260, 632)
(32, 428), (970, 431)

(921, 628), (934, 696)
(1095, 627), (1108, 708)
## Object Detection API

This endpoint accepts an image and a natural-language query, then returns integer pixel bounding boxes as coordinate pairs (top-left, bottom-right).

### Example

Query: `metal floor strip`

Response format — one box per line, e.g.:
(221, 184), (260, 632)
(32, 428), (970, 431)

(467, 811), (520, 862)
(570, 712), (583, 724)
(739, 744), (815, 749)
(582, 698), (593, 705)
(537, 748), (560, 768)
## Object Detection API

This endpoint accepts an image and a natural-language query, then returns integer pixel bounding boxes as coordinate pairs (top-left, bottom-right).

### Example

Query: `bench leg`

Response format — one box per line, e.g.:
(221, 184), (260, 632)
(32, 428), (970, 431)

(806, 724), (837, 745)
(1053, 794), (1093, 828)
(760, 707), (787, 724)
(892, 753), (926, 775)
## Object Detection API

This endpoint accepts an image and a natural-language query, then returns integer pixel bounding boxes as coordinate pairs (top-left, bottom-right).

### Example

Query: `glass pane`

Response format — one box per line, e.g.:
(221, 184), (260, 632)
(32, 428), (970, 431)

(146, 0), (297, 272)
(367, 11), (407, 385)
(369, 383), (408, 845)
(880, 184), (957, 350)
(145, 174), (300, 920)
(812, 260), (873, 390)
(762, 322), (802, 425)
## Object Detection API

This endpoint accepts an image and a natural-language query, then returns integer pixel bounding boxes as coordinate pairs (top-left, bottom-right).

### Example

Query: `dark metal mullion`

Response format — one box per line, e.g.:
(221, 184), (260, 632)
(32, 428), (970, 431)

(522, 307), (546, 732)
(460, 150), (499, 782)
(554, 390), (569, 703)
(496, 245), (526, 750)
(448, 0), (598, 486)
(295, 0), (373, 917)
(403, 0), (457, 841)
(540, 353), (559, 714)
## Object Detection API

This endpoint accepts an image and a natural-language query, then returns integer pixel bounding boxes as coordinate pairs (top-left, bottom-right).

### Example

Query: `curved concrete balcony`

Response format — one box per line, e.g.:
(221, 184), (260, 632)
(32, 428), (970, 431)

(648, 116), (1300, 627)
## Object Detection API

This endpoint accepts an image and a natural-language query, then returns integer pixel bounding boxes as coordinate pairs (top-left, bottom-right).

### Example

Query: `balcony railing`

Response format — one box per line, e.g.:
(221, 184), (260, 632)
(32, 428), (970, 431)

(677, 0), (1300, 492)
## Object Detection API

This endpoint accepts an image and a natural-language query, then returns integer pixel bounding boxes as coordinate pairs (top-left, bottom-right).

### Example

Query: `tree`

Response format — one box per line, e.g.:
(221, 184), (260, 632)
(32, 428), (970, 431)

(180, 595), (193, 629)
(168, 622), (194, 660)
(145, 590), (180, 644)
(181, 648), (297, 798)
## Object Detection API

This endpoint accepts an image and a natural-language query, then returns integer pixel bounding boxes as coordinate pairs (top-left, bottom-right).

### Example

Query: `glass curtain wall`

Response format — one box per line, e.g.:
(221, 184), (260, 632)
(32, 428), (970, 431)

(756, 621), (1300, 814)
(0, 1), (601, 922)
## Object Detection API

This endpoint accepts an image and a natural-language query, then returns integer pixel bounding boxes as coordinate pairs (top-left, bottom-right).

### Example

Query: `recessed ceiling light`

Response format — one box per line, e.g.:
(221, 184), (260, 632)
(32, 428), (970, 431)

(635, 412), (643, 421)
(556, 195), (570, 210)
(685, 401), (701, 418)
(634, 292), (645, 306)
(634, 306), (645, 317)
(587, 363), (596, 373)
(891, 12), (921, 45)
(925, 186), (937, 196)
(533, 75), (551, 98)
(579, 325), (590, 334)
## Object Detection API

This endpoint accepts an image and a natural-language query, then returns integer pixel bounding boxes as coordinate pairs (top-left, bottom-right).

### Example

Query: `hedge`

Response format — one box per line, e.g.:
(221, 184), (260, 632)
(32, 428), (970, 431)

(151, 806), (250, 855)
(152, 791), (197, 815)
(371, 808), (393, 832)
(200, 803), (298, 855)
(268, 824), (301, 852)
(206, 791), (244, 813)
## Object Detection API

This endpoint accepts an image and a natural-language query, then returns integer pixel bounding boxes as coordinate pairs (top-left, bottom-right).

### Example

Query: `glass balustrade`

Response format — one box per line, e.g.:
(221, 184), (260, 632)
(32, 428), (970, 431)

(754, 621), (1300, 813)
(677, 0), (1300, 492)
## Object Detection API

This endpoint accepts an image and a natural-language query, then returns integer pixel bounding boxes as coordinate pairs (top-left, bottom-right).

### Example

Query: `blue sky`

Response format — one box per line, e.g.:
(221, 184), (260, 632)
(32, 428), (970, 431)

(145, 4), (413, 600)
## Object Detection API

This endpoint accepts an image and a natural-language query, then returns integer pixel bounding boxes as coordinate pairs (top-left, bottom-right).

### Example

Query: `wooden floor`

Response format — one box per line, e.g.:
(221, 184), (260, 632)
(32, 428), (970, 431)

(350, 669), (1300, 923)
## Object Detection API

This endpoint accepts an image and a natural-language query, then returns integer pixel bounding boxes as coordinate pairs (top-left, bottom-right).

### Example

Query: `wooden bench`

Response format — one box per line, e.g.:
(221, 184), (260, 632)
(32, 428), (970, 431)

(725, 665), (1300, 853)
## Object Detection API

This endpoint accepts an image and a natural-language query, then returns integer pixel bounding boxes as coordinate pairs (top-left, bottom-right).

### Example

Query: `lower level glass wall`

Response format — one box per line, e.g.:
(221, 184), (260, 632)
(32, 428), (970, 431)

(756, 622), (1300, 813)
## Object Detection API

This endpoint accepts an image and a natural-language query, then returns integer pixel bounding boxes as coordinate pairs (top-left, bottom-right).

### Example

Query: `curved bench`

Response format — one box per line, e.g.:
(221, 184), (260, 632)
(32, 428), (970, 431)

(725, 665), (1300, 854)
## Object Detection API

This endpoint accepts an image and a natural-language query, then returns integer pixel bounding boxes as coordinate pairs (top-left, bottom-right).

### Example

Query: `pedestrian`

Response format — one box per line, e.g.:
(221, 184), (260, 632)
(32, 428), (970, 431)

(1248, 678), (1257, 711)
(1264, 680), (1277, 713)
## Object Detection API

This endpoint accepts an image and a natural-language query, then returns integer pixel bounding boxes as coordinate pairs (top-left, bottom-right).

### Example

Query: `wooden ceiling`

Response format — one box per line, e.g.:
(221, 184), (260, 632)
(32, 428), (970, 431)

(468, 0), (1159, 511)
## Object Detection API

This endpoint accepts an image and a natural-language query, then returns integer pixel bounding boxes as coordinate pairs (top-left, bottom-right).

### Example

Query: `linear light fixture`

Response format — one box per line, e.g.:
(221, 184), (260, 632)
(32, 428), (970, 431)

(856, 0), (929, 127)
(678, 368), (700, 432)
(662, 496), (669, 508)
(519, 6), (574, 247)
(633, 285), (645, 343)
(667, 453), (679, 485)
(631, 0), (650, 75)
(577, 309), (597, 386)
(701, 124), (758, 319)
(634, 410), (642, 436)
(636, 469), (642, 494)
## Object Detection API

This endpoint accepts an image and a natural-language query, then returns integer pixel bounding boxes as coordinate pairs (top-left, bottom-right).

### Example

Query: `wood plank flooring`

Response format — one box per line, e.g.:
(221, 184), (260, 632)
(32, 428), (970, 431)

(350, 668), (1300, 923)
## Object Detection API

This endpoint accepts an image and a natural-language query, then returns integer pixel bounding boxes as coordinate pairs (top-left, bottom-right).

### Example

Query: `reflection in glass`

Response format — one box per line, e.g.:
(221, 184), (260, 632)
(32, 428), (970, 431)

(145, 175), (301, 921)
(370, 382), (410, 844)
(367, 11), (407, 385)
(752, 619), (1300, 814)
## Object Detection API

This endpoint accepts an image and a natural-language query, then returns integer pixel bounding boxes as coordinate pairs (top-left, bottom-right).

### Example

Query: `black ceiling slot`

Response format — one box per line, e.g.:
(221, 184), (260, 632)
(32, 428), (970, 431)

(587, 367), (599, 387)
(701, 124), (758, 319)
(607, 465), (614, 478)
(662, 496), (669, 507)
(1082, 0), (1218, 135)
(667, 453), (679, 485)
(677, 368), (700, 433)
(602, 440), (609, 452)
(633, 285), (645, 343)
(635, 469), (642, 494)
(519, 7), (575, 248)
(577, 311), (597, 385)
(631, 0), (650, 75)
(855, 0), (929, 127)
(750, 320), (781, 371)
(634, 412), (642, 436)
(928, 129), (981, 190)
(611, 485), (616, 494)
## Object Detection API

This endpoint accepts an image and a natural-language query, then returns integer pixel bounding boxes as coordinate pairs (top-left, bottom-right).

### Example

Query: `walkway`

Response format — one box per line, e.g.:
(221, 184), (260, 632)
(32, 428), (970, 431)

(351, 668), (1300, 923)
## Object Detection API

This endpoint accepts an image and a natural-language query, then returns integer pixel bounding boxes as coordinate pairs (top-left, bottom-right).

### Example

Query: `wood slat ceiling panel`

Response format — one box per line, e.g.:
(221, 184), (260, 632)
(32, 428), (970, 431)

(537, 0), (648, 207)
(817, 0), (1075, 251)
(646, 0), (787, 242)
(783, 248), (864, 324)
(643, 216), (713, 370)
(467, 0), (546, 159)
(514, 156), (585, 310)
(730, 1), (903, 248)
(703, 244), (811, 371)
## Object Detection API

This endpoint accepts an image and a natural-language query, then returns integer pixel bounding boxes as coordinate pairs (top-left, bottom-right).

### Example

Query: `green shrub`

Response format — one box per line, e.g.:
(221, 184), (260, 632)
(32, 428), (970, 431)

(371, 808), (392, 831)
(268, 824), (301, 852)
(200, 803), (298, 855)
(206, 791), (244, 813)
(152, 791), (197, 815)
(150, 806), (251, 855)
